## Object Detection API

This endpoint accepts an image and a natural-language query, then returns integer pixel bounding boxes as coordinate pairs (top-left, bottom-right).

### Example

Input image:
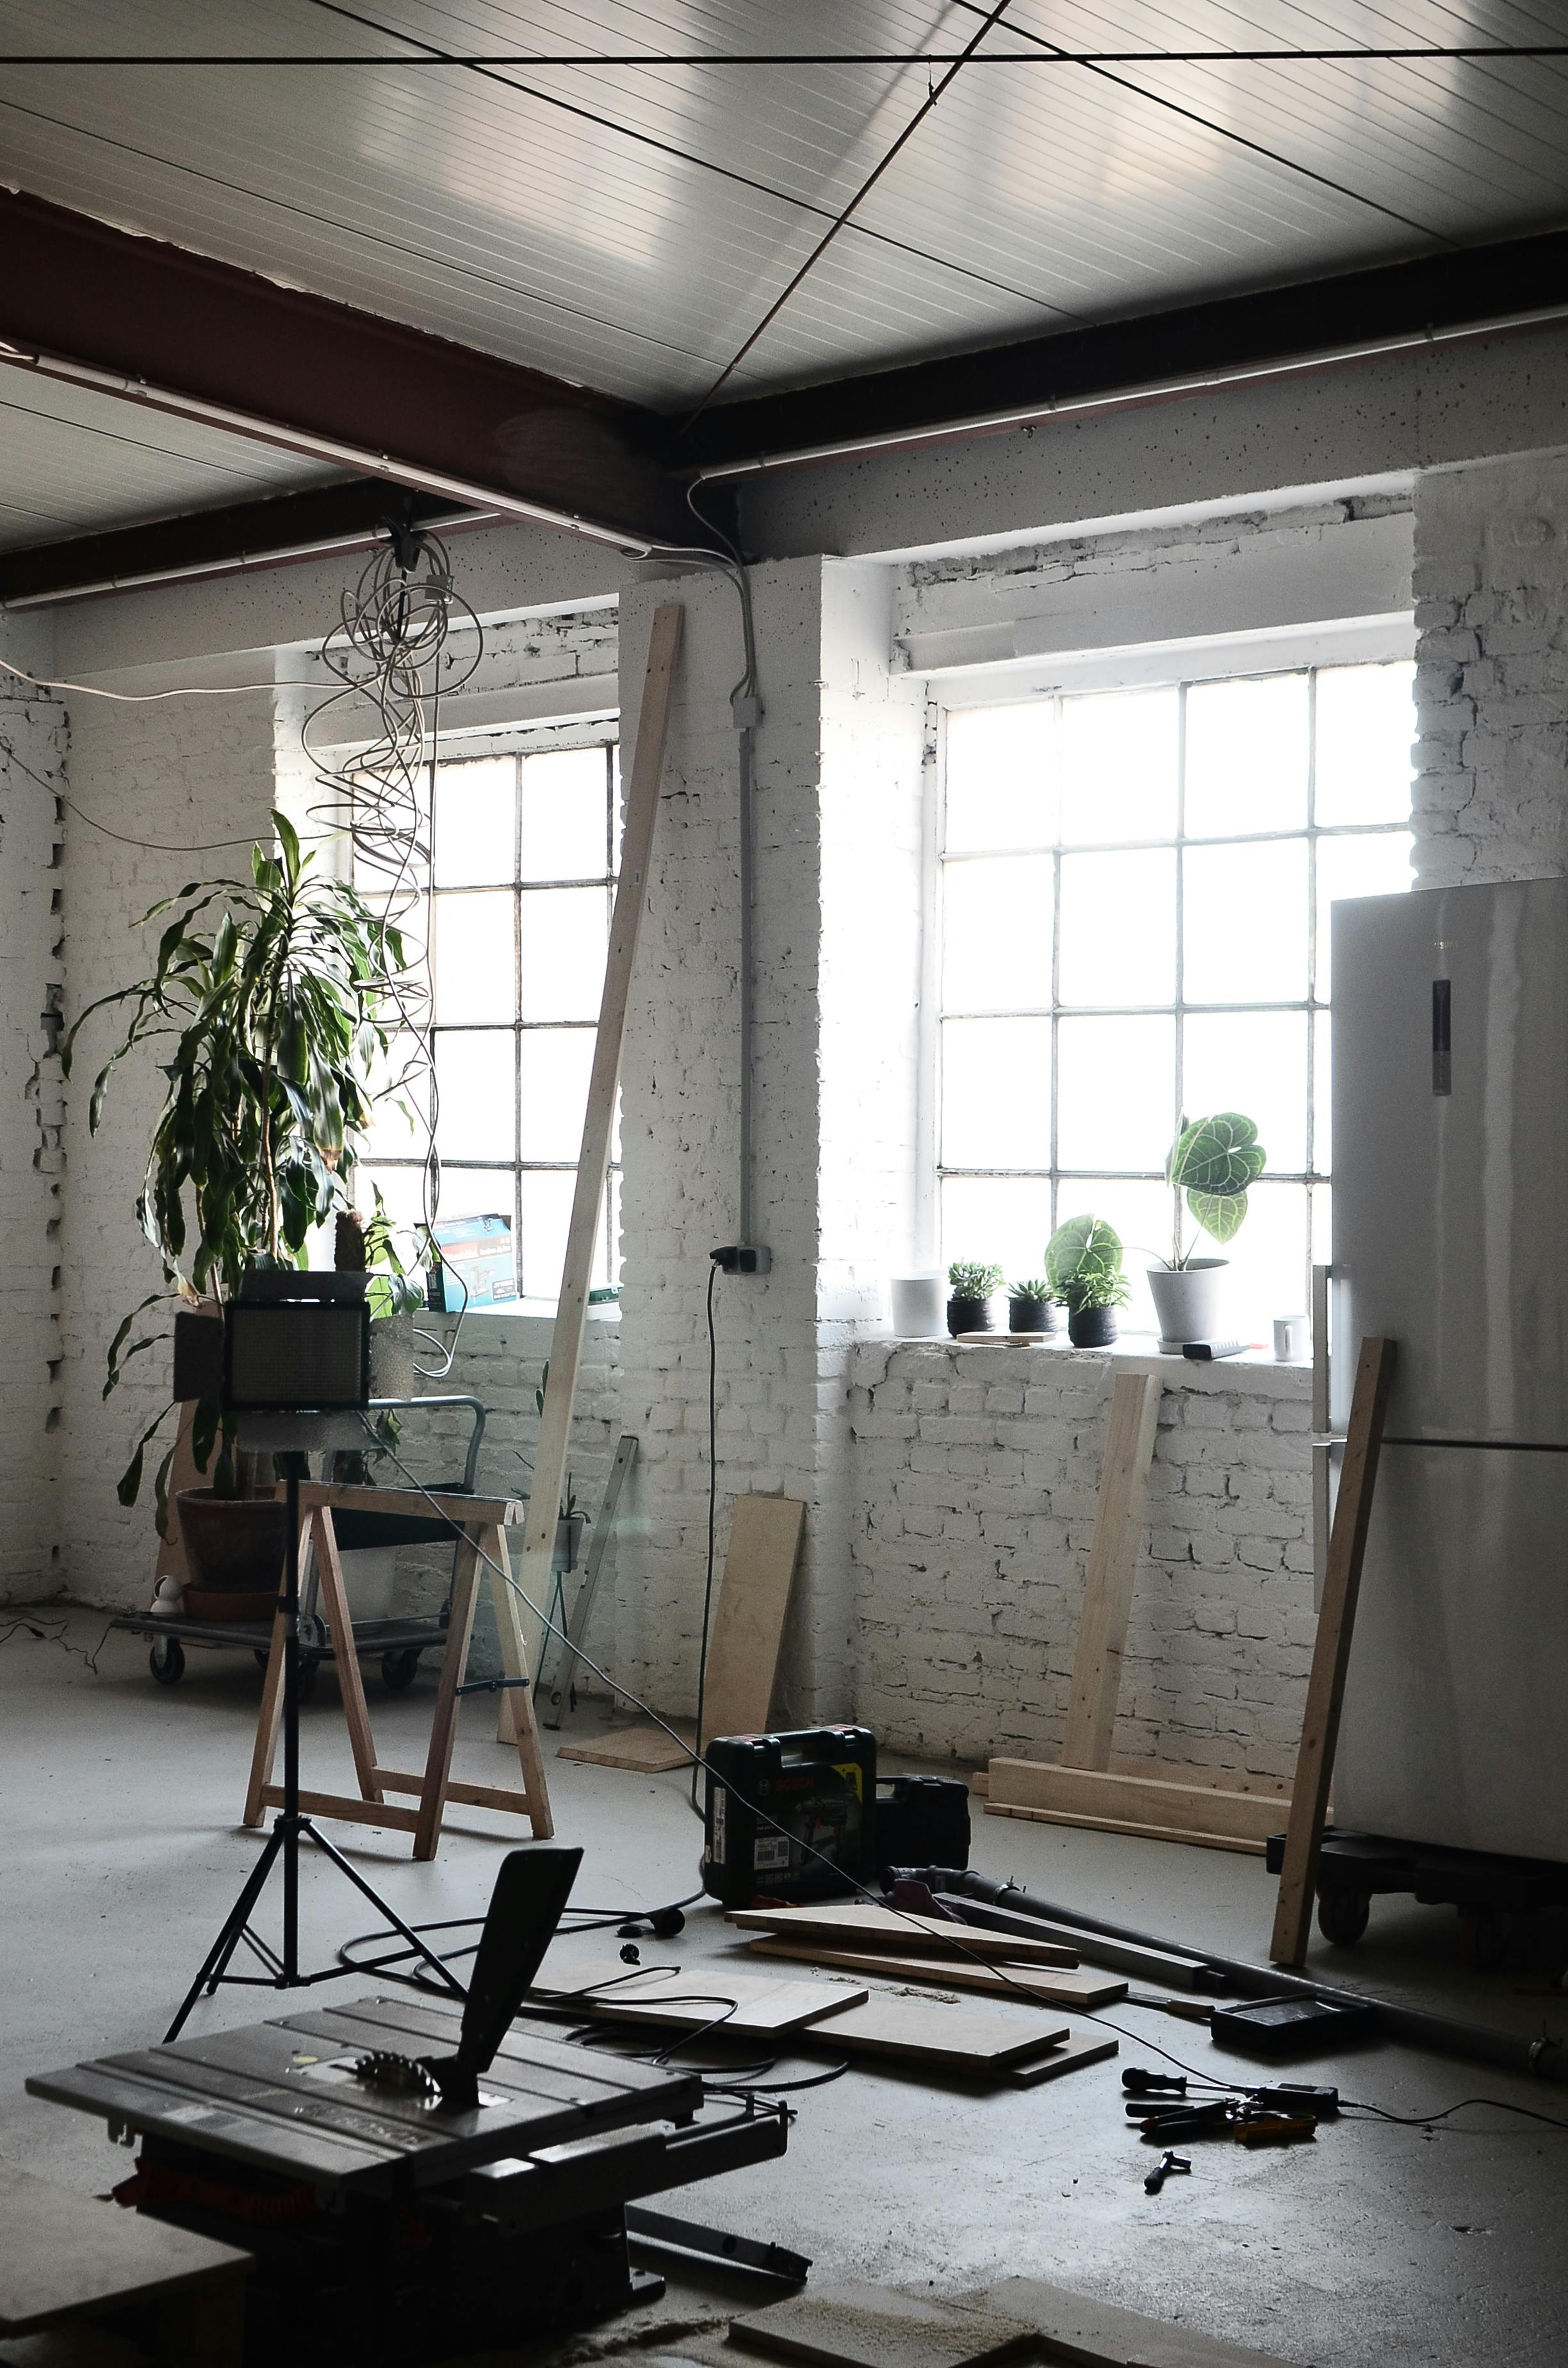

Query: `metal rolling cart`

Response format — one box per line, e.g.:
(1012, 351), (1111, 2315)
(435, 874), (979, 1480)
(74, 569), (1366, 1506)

(110, 1396), (487, 1698)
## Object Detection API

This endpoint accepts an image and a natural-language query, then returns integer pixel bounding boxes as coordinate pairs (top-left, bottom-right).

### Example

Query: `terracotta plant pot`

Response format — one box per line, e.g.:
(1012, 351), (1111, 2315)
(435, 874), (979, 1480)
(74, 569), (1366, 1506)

(1008, 1297), (1058, 1334)
(947, 1294), (994, 1336)
(176, 1490), (288, 1597)
(1067, 1304), (1118, 1348)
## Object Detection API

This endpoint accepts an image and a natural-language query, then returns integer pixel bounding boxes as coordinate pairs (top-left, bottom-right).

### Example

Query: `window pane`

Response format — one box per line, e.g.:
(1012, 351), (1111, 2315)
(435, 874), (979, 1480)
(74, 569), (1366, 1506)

(941, 1017), (1051, 1169)
(942, 856), (1053, 1010)
(1316, 661), (1416, 825)
(1209, 1180), (1311, 1338)
(365, 1032), (428, 1158)
(1180, 1010), (1308, 1174)
(433, 890), (513, 1023)
(355, 1164), (430, 1235)
(1315, 830), (1413, 996)
(1185, 673), (1308, 837)
(1311, 1180), (1332, 1272)
(519, 1169), (582, 1300)
(944, 703), (1055, 852)
(519, 1028), (595, 1163)
(940, 1175), (1054, 1287)
(1057, 1015), (1175, 1171)
(1058, 849), (1175, 1005)
(1312, 1010), (1332, 1174)
(434, 757), (512, 887)
(1065, 1180), (1177, 1334)
(520, 747), (609, 881)
(521, 887), (609, 1021)
(1183, 839), (1308, 1004)
(434, 1031), (515, 1161)
(1059, 687), (1177, 844)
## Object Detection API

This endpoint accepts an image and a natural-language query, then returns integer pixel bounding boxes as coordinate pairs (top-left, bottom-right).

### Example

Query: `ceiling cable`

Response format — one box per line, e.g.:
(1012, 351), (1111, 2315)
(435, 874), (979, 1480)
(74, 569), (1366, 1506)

(945, 0), (1445, 243)
(680, 0), (1018, 432)
(5, 48), (1566, 67)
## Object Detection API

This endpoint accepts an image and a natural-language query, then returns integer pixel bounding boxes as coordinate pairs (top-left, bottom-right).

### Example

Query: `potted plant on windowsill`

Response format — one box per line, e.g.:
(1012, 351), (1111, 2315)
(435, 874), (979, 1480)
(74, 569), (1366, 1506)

(1008, 1277), (1059, 1335)
(63, 813), (409, 1613)
(1046, 1215), (1131, 1348)
(1146, 1111), (1266, 1351)
(947, 1260), (1004, 1336)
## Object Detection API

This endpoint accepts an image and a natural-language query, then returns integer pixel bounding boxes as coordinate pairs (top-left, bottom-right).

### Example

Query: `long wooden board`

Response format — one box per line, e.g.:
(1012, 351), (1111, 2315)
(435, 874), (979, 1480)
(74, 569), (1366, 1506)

(1061, 1370), (1162, 1770)
(744, 1937), (1127, 2011)
(986, 1760), (1283, 1848)
(557, 1722), (695, 1773)
(537, 1961), (867, 2034)
(0, 2162), (249, 2340)
(803, 1994), (1074, 2073)
(725, 1902), (1080, 1966)
(1008, 2029), (1120, 2085)
(507, 600), (682, 1748)
(731, 2282), (1040, 2368)
(1270, 1334), (1396, 1967)
(983, 1800), (1269, 1856)
(699, 1492), (806, 1744)
(987, 2274), (1299, 2367)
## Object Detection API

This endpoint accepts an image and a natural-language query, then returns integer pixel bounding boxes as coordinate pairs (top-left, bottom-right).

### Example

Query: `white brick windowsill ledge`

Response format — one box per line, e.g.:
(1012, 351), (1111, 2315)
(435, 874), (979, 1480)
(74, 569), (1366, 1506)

(857, 1335), (1311, 1402)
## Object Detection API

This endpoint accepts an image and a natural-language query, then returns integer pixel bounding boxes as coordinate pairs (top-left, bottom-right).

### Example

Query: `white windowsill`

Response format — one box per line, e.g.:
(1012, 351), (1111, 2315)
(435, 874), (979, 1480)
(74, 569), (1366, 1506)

(878, 1331), (1310, 1392)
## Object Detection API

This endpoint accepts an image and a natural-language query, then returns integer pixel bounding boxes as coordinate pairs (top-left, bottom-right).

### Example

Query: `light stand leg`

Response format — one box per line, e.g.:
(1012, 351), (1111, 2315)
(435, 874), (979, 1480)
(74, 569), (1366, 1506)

(281, 1458), (302, 1982)
(164, 1821), (287, 2043)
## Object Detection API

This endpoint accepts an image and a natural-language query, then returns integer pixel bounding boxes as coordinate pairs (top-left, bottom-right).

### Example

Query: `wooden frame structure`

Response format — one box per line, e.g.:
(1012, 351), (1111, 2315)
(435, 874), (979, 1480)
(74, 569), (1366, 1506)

(986, 1368), (1292, 1852)
(1270, 1335), (1396, 1964)
(243, 1483), (549, 1860)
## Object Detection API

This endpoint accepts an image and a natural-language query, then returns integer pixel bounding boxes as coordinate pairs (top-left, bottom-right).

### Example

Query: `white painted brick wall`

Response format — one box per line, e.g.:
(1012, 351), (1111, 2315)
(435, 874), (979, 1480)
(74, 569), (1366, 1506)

(1411, 453), (1568, 884)
(847, 1344), (1314, 1777)
(0, 617), (69, 1604)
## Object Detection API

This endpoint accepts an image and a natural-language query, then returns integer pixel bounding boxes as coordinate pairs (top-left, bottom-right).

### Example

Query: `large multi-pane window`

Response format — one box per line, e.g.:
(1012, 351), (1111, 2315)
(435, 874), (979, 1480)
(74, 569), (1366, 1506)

(937, 660), (1416, 1333)
(359, 737), (620, 1301)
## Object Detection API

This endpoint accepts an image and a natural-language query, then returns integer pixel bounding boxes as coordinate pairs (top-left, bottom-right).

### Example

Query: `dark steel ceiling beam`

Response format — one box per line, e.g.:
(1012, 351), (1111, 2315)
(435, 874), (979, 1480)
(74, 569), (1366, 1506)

(0, 189), (703, 555)
(0, 479), (486, 607)
(683, 229), (1568, 476)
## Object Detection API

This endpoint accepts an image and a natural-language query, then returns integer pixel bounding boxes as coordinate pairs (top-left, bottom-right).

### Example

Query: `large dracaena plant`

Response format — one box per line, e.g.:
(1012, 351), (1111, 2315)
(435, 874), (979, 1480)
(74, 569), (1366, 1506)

(62, 812), (409, 1515)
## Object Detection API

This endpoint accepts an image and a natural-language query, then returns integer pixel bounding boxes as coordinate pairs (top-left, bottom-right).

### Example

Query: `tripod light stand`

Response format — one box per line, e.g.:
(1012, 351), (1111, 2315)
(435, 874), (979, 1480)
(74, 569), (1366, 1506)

(166, 1281), (464, 2041)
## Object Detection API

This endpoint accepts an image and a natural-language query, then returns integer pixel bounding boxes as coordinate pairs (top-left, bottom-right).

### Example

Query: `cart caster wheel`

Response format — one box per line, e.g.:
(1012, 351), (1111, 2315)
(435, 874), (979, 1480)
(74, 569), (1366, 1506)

(1316, 1887), (1370, 1947)
(149, 1637), (185, 1686)
(381, 1649), (421, 1693)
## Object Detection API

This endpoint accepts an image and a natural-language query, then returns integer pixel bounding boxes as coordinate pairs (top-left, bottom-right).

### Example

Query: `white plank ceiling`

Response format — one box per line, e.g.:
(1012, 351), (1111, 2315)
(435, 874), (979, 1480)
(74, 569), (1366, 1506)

(0, 0), (1565, 541)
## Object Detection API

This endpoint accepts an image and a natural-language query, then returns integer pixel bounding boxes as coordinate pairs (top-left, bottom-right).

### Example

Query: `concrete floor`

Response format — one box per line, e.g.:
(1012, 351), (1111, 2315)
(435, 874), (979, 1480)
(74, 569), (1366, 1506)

(3, 1609), (1567, 2368)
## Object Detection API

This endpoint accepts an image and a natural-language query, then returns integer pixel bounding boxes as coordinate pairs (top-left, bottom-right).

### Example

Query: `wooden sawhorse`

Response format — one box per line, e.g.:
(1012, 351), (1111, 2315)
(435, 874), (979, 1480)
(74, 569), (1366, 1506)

(242, 1483), (552, 1858)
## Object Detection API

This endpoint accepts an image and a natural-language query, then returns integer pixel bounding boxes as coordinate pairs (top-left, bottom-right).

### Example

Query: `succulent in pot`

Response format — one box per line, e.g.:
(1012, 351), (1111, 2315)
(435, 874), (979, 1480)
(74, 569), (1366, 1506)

(1146, 1110), (1266, 1349)
(947, 1260), (1005, 1337)
(1007, 1276), (1059, 1335)
(1046, 1215), (1132, 1347)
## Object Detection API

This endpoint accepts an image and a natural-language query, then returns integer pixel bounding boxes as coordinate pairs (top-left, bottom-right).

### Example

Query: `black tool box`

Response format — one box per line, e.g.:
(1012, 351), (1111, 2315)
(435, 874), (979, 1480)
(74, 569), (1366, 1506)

(703, 1727), (876, 1908)
(874, 1773), (971, 1879)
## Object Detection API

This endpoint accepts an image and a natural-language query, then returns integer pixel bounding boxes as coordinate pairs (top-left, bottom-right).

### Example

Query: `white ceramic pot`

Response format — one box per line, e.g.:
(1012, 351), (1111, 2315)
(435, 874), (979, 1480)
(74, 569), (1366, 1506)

(1147, 1260), (1229, 1351)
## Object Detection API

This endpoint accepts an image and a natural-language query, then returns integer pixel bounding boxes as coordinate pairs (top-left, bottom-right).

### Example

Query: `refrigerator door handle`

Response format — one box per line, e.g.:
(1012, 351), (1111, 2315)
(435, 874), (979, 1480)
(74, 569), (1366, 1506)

(1311, 1263), (1334, 1609)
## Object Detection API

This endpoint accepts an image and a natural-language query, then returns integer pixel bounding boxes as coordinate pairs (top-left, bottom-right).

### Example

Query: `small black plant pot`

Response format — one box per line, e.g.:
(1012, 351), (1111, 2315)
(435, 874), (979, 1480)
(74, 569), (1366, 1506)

(948, 1295), (993, 1336)
(1008, 1297), (1058, 1335)
(1067, 1304), (1118, 1348)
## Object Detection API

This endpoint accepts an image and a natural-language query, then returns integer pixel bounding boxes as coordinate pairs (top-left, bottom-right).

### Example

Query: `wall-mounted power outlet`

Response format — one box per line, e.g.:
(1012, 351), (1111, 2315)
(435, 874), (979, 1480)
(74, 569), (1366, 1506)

(710, 1246), (772, 1275)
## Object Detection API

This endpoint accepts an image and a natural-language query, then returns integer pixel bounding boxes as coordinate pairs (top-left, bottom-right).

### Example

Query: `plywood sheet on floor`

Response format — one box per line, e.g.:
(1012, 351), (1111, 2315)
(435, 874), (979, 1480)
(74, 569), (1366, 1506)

(726, 1904), (1080, 1966)
(732, 2282), (1038, 2368)
(557, 1723), (694, 1773)
(539, 1961), (866, 2033)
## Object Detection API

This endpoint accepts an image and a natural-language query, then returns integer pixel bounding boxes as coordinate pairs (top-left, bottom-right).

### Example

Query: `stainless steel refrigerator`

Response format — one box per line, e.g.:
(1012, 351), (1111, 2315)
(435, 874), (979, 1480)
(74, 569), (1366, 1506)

(1331, 875), (1568, 1865)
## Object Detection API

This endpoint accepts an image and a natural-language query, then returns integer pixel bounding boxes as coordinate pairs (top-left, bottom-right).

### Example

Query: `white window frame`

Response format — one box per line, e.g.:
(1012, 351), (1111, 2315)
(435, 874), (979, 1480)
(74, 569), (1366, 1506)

(924, 621), (1416, 1317)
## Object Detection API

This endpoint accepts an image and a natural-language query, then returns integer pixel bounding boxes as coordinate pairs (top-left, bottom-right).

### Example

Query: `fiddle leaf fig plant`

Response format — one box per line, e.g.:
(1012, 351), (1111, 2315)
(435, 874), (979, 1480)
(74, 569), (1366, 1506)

(62, 811), (410, 1518)
(1164, 1111), (1266, 1266)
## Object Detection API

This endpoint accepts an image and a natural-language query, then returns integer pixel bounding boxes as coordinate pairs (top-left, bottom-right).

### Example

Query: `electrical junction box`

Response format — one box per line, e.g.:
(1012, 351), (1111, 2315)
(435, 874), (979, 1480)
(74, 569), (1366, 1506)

(703, 1727), (876, 1909)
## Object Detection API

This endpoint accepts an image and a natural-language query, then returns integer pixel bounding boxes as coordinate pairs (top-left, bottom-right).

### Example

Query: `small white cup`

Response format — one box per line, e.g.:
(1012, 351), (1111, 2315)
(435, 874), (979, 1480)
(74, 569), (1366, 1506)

(890, 1275), (945, 1338)
(1273, 1315), (1309, 1363)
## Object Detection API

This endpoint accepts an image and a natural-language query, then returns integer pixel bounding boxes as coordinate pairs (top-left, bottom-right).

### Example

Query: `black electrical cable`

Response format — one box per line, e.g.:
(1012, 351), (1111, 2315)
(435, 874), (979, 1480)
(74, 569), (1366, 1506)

(355, 1418), (1568, 2134)
(689, 1259), (721, 1818)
